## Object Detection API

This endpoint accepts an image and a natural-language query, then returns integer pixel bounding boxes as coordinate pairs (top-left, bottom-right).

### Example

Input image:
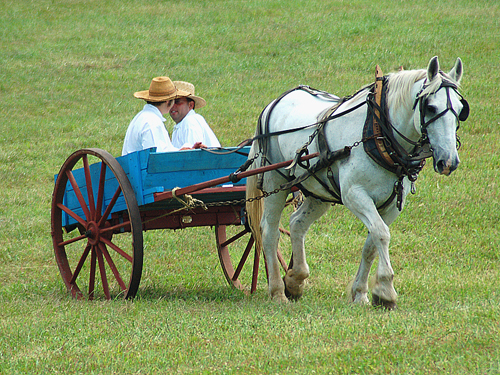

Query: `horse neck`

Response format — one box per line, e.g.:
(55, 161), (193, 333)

(386, 77), (426, 152)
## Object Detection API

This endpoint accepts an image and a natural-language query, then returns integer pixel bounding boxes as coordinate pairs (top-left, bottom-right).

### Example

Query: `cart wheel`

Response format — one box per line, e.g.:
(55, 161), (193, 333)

(215, 224), (290, 294)
(51, 148), (143, 300)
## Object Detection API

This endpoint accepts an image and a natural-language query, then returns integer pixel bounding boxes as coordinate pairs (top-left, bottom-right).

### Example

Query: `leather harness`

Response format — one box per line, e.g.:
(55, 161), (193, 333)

(254, 67), (468, 211)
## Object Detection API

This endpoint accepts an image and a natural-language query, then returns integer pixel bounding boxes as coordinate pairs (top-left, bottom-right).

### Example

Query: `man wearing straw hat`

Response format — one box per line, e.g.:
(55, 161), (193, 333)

(169, 81), (221, 149)
(122, 77), (205, 156)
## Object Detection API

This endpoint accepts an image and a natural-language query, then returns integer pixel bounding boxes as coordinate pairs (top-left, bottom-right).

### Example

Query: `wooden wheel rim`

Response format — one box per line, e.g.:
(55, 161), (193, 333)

(51, 148), (143, 300)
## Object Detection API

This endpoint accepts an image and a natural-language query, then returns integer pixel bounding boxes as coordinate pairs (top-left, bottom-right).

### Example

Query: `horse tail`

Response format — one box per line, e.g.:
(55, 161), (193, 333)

(245, 139), (264, 254)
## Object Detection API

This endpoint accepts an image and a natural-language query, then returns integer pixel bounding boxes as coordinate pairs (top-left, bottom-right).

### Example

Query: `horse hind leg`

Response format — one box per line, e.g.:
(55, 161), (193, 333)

(284, 196), (330, 300)
(261, 190), (290, 303)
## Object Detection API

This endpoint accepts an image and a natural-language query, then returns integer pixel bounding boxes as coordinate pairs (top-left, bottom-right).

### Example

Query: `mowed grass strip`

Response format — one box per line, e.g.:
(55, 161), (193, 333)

(0, 0), (499, 373)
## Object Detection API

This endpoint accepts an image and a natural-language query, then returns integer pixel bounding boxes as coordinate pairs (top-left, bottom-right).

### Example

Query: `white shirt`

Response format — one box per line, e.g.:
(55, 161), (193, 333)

(171, 109), (221, 149)
(122, 104), (178, 155)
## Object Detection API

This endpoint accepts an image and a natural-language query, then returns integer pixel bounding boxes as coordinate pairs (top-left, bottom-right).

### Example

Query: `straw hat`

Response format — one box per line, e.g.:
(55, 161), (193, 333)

(173, 81), (206, 109)
(134, 77), (189, 102)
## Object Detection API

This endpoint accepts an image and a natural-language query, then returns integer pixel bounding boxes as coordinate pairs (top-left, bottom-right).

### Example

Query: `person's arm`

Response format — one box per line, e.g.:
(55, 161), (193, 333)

(179, 141), (206, 150)
(176, 122), (204, 149)
(142, 121), (178, 152)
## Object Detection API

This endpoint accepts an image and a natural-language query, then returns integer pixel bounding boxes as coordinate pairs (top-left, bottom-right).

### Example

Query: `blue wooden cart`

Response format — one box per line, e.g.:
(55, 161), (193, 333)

(51, 147), (295, 300)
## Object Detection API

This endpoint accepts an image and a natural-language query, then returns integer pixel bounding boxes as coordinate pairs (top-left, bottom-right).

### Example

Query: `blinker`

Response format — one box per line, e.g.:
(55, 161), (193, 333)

(459, 98), (469, 122)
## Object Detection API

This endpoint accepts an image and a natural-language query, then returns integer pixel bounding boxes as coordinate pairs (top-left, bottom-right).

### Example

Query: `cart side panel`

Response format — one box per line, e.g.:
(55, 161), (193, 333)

(144, 147), (250, 191)
(58, 147), (251, 227)
(117, 148), (163, 206)
(147, 147), (251, 173)
(60, 148), (162, 227)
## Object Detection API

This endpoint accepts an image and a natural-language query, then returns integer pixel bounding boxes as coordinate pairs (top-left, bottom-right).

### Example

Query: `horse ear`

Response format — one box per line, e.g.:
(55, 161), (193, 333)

(427, 56), (440, 82)
(448, 58), (463, 84)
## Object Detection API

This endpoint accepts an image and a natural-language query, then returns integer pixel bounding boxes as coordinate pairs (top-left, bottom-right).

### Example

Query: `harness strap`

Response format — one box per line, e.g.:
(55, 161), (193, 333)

(280, 146), (351, 202)
(256, 86), (305, 189)
(286, 98), (366, 173)
(372, 65), (396, 167)
(256, 85), (342, 190)
(282, 97), (355, 203)
(255, 85), (367, 204)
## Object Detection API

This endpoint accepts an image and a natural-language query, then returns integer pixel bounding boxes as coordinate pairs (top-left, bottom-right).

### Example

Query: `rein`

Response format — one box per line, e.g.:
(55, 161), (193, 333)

(254, 85), (366, 201)
(238, 70), (467, 210)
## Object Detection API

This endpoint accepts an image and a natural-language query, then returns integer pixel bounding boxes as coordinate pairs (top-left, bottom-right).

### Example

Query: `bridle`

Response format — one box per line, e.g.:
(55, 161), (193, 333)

(413, 79), (470, 149)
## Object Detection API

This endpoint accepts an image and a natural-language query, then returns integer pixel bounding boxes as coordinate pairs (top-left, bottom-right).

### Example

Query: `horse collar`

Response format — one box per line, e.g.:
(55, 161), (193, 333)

(363, 69), (430, 210)
(370, 66), (396, 168)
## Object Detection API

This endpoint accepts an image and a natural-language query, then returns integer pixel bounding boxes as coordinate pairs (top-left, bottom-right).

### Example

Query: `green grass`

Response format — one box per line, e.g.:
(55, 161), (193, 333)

(1, 0), (499, 373)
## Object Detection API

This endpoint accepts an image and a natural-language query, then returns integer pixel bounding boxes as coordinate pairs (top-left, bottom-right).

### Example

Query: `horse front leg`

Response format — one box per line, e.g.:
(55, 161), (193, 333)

(370, 225), (397, 310)
(370, 206), (401, 310)
(285, 196), (330, 300)
(343, 189), (397, 310)
(350, 233), (377, 305)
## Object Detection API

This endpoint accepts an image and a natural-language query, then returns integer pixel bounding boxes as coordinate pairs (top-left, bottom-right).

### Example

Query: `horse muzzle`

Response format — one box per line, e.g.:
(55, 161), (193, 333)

(433, 155), (460, 176)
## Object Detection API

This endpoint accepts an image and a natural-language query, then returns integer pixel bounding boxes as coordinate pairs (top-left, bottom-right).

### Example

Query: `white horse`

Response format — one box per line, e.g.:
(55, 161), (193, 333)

(246, 56), (469, 309)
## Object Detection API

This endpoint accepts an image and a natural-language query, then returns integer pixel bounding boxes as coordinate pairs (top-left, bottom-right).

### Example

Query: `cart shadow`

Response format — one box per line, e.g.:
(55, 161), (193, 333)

(134, 285), (253, 302)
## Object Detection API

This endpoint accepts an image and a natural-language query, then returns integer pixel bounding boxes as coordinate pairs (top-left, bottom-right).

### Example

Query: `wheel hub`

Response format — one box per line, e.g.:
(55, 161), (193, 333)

(85, 221), (113, 246)
(85, 221), (100, 245)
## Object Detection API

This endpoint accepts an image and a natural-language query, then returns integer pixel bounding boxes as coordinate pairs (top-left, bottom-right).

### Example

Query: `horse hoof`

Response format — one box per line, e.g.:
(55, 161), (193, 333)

(271, 293), (289, 304)
(283, 276), (303, 301)
(372, 294), (397, 311)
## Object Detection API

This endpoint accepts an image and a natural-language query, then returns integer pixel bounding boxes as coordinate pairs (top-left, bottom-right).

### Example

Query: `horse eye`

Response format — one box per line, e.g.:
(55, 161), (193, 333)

(426, 105), (437, 115)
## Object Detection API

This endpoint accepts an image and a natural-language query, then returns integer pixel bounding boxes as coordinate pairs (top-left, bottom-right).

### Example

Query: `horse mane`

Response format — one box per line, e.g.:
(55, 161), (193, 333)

(385, 68), (461, 110)
(386, 70), (427, 110)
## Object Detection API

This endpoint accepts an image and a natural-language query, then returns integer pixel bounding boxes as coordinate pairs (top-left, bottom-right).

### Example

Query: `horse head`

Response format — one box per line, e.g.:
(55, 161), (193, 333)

(414, 56), (469, 175)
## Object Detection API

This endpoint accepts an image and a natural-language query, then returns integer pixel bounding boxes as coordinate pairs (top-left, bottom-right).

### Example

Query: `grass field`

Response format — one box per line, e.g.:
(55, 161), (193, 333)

(1, 0), (499, 373)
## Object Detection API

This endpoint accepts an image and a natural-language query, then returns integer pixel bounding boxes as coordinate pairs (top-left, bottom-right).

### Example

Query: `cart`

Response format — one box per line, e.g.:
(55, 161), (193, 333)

(51, 146), (305, 300)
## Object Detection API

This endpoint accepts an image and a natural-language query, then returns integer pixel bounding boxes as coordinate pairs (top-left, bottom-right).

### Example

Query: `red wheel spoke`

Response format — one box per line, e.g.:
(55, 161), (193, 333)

(100, 220), (132, 234)
(101, 237), (133, 263)
(70, 284), (84, 300)
(57, 203), (87, 227)
(66, 169), (91, 221)
(95, 162), (107, 222)
(264, 251), (269, 282)
(70, 244), (91, 284)
(277, 249), (289, 272)
(99, 243), (127, 291)
(89, 248), (97, 300)
(233, 236), (254, 281)
(279, 227), (291, 236)
(96, 246), (111, 300)
(98, 186), (122, 227)
(220, 227), (250, 248)
(251, 242), (261, 293)
(82, 155), (96, 219)
(58, 234), (87, 247)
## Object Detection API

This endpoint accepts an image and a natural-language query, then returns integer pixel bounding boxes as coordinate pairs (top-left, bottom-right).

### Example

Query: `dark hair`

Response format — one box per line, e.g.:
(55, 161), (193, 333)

(174, 97), (196, 109)
(147, 99), (173, 107)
